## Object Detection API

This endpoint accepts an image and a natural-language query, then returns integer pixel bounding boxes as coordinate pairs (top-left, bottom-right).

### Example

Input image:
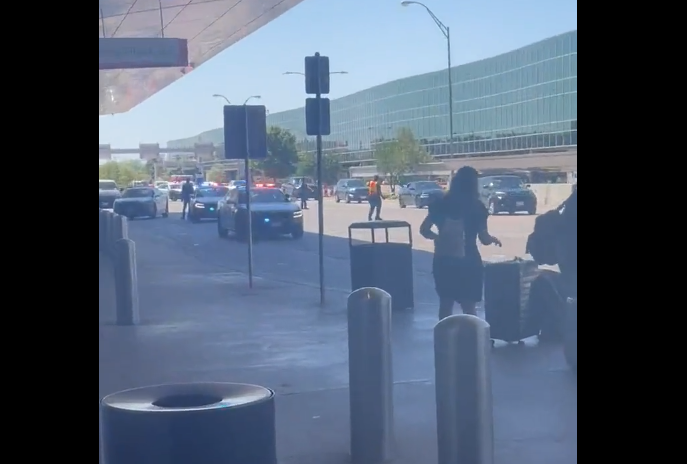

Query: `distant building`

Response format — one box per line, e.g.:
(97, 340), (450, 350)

(169, 31), (577, 162)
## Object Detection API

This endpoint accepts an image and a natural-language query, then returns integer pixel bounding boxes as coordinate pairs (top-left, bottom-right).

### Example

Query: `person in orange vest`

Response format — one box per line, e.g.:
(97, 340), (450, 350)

(368, 175), (384, 221)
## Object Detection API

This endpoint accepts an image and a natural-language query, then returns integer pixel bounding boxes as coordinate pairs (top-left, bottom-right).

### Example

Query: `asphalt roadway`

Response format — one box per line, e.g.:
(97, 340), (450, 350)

(99, 199), (577, 464)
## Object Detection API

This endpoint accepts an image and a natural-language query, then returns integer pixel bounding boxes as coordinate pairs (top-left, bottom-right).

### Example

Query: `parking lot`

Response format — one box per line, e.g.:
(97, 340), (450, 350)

(169, 197), (536, 262)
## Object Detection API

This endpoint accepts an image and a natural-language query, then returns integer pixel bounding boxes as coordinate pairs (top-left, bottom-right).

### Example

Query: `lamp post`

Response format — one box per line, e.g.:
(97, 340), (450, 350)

(401, 1), (455, 156)
(238, 94), (262, 289)
(212, 94), (231, 105)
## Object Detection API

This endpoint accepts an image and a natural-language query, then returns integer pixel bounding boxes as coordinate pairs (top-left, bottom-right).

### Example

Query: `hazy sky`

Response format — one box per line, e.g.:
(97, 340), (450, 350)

(99, 0), (577, 148)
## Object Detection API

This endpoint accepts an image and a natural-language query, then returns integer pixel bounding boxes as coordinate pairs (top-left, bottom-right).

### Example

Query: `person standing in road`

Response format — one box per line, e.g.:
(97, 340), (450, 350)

(420, 166), (502, 320)
(181, 179), (194, 220)
(368, 175), (384, 221)
(299, 181), (309, 210)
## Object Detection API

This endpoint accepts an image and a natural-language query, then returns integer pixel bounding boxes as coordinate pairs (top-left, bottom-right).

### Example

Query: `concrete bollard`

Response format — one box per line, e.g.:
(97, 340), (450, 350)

(435, 315), (494, 464)
(348, 288), (395, 464)
(100, 383), (277, 464)
(99, 210), (109, 251)
(113, 238), (139, 326)
(110, 214), (128, 256)
(103, 212), (114, 255)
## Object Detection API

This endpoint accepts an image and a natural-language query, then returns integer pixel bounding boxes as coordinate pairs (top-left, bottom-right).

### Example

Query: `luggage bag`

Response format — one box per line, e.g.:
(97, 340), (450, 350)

(529, 270), (567, 342)
(484, 258), (541, 343)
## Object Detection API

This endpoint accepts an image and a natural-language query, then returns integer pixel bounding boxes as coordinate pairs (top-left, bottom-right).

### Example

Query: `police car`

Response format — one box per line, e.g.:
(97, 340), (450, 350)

(217, 187), (304, 240)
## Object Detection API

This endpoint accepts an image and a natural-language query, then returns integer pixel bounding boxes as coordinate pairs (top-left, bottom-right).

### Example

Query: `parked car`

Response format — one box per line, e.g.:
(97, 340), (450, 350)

(282, 177), (321, 200)
(398, 181), (445, 209)
(99, 179), (122, 209)
(113, 187), (169, 219)
(334, 179), (369, 204)
(479, 175), (538, 215)
(168, 183), (183, 201)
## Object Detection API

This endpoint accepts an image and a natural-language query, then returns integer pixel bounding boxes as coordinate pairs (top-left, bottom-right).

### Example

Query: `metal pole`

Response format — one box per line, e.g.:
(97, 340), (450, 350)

(100, 8), (107, 38)
(157, 0), (165, 38)
(446, 26), (455, 157)
(113, 238), (140, 326)
(316, 55), (326, 306)
(348, 288), (395, 464)
(435, 315), (494, 464)
(244, 105), (255, 289)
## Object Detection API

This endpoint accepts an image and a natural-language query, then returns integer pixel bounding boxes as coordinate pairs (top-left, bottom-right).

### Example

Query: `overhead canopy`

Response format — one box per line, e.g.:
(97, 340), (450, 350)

(99, 0), (305, 115)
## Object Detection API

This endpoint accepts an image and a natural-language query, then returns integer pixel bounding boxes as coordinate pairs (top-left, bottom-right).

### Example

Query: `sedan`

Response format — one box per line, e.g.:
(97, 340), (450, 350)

(189, 186), (229, 223)
(113, 187), (169, 220)
(217, 188), (304, 240)
(398, 181), (445, 209)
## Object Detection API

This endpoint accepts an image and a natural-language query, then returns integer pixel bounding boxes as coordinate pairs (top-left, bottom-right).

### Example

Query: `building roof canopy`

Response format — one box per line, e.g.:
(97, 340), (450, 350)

(99, 0), (304, 115)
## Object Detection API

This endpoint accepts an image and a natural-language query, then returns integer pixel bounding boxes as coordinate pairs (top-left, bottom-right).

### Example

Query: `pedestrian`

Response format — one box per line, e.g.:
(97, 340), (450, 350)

(558, 185), (577, 298)
(299, 181), (309, 210)
(368, 175), (383, 221)
(180, 179), (194, 220)
(420, 166), (502, 320)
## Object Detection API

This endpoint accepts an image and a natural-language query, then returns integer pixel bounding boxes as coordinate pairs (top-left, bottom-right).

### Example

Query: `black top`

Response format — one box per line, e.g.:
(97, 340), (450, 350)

(181, 182), (194, 200)
(424, 196), (488, 258)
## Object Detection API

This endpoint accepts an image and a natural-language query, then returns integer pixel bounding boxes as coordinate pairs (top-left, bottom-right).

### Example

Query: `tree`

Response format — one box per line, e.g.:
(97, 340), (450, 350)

(99, 160), (148, 187)
(296, 152), (343, 185)
(374, 128), (430, 189)
(253, 126), (299, 179)
(207, 165), (225, 183)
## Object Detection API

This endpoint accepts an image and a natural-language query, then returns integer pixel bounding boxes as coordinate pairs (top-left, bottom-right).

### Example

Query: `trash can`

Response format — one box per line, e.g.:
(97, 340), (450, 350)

(349, 220), (414, 311)
(100, 382), (277, 464)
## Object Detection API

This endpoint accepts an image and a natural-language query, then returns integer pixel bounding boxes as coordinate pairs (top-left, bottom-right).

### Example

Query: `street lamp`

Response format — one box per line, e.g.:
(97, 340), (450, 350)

(282, 71), (349, 76)
(401, 1), (455, 156)
(243, 95), (261, 105)
(212, 94), (231, 105)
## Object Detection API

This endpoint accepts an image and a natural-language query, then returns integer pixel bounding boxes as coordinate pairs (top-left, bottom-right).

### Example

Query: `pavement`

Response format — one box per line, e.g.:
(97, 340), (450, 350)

(99, 200), (577, 463)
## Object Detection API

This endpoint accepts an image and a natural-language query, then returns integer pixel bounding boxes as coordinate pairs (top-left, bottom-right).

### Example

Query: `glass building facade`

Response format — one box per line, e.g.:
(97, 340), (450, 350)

(169, 31), (577, 161)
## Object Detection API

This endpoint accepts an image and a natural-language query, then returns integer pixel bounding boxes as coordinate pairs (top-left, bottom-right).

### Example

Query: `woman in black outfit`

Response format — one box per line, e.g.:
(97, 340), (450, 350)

(420, 167), (502, 320)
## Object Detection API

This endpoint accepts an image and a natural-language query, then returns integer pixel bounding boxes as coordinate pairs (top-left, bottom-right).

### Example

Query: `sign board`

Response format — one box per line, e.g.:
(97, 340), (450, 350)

(99, 144), (111, 161)
(306, 98), (331, 136)
(139, 143), (160, 162)
(305, 54), (330, 95)
(194, 143), (215, 163)
(99, 38), (188, 70)
(223, 105), (268, 160)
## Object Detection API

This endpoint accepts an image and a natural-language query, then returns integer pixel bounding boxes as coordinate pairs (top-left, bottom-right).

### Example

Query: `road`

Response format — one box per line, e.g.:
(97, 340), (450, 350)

(99, 199), (576, 463)
(161, 198), (538, 300)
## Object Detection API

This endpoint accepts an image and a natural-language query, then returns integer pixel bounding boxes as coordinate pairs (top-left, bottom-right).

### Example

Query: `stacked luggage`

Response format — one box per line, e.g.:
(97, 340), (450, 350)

(484, 258), (541, 344)
(484, 258), (567, 344)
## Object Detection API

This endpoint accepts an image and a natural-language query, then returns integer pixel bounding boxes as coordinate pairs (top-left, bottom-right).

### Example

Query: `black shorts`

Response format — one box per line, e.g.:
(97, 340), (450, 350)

(433, 255), (484, 303)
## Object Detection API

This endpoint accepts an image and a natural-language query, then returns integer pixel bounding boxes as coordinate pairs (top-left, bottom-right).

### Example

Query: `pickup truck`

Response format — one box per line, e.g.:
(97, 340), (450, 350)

(282, 177), (321, 200)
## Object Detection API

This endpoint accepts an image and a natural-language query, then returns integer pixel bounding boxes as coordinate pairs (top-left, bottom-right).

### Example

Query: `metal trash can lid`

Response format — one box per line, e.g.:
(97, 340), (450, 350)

(349, 220), (411, 230)
(101, 382), (274, 413)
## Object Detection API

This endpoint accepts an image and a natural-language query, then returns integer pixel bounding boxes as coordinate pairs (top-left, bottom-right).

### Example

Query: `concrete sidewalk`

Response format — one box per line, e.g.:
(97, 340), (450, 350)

(98, 227), (577, 463)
